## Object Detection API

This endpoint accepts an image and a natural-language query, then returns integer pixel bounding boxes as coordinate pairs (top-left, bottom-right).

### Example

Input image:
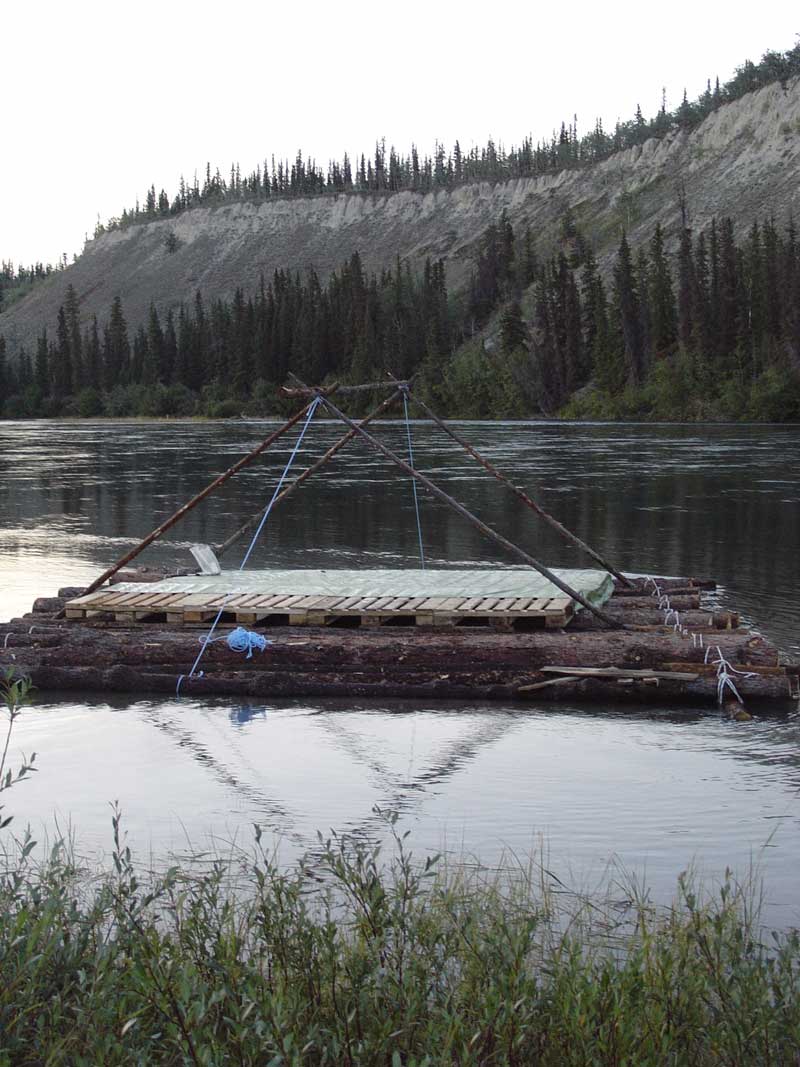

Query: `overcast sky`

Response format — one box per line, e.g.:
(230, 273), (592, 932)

(1, 1), (796, 268)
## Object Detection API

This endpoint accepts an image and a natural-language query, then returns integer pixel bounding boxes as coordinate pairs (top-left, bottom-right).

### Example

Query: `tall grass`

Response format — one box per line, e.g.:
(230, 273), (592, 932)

(0, 675), (798, 1064)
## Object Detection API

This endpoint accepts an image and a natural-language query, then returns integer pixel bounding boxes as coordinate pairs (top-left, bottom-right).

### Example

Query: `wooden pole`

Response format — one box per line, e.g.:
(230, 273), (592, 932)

(281, 379), (409, 396)
(214, 386), (406, 558)
(300, 382), (624, 629)
(79, 398), (321, 597)
(404, 386), (633, 587)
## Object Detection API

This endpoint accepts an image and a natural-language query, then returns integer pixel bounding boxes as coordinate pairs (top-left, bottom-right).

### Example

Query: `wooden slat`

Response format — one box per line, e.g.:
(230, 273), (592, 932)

(485, 597), (517, 613)
(381, 597), (413, 612)
(66, 582), (584, 629)
(67, 590), (126, 608)
(267, 594), (307, 609)
(225, 593), (269, 609)
(131, 592), (177, 608)
(347, 597), (381, 612)
(509, 597), (535, 611)
(472, 597), (501, 612)
(289, 595), (330, 610)
(245, 594), (286, 608)
(433, 597), (468, 611)
(418, 597), (455, 610)
(453, 596), (484, 612)
(367, 596), (398, 611)
(334, 595), (371, 610)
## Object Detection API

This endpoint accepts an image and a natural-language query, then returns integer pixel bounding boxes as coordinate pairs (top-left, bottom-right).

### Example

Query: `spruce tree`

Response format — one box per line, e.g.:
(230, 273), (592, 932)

(500, 299), (526, 354)
(648, 223), (677, 355)
(65, 284), (83, 390)
(104, 296), (131, 389)
(612, 232), (644, 386)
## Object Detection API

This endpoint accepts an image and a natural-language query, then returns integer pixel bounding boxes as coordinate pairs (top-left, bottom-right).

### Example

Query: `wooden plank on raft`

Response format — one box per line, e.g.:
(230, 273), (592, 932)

(66, 580), (579, 629)
(540, 666), (702, 681)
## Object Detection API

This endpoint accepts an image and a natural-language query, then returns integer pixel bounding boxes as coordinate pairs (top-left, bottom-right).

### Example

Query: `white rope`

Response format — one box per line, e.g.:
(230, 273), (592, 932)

(704, 644), (757, 706)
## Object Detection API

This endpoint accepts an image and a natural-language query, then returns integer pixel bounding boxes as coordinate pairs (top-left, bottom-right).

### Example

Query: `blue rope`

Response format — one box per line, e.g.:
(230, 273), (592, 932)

(177, 397), (321, 696)
(226, 626), (269, 658)
(403, 390), (425, 569)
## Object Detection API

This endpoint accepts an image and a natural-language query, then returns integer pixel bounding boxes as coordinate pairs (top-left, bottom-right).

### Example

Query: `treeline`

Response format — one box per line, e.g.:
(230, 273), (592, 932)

(0, 257), (67, 314)
(0, 253), (452, 418)
(2, 211), (799, 422)
(98, 43), (800, 235)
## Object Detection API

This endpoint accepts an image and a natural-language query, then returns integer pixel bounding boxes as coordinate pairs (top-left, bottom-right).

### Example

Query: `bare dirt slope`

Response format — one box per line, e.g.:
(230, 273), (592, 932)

(3, 77), (799, 356)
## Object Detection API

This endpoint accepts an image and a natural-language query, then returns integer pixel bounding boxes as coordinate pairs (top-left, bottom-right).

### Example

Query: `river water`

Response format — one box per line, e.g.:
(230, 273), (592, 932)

(0, 419), (798, 926)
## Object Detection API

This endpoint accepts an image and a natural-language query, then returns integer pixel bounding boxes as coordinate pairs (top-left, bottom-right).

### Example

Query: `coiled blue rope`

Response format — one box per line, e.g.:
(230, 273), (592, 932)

(226, 626), (269, 658)
(176, 397), (321, 696)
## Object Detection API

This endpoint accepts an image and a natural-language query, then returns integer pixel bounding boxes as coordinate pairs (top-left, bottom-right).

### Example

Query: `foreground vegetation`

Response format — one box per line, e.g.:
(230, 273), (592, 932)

(1, 674), (799, 1065)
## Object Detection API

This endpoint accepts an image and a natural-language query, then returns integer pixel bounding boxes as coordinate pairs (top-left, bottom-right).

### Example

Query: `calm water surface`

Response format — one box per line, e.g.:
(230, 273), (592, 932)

(0, 419), (798, 926)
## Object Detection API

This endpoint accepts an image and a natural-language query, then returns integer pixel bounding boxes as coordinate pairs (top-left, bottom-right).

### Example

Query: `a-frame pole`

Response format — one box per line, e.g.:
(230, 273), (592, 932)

(79, 398), (321, 597)
(310, 388), (624, 629)
(404, 386), (632, 587)
(214, 386), (406, 558)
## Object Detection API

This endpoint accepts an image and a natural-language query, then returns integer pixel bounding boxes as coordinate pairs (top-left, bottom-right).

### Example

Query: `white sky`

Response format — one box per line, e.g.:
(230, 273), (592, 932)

(1, 1), (796, 267)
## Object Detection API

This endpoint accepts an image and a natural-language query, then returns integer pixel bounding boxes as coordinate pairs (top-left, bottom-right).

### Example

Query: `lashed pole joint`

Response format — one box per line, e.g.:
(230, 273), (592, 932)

(294, 379), (624, 630)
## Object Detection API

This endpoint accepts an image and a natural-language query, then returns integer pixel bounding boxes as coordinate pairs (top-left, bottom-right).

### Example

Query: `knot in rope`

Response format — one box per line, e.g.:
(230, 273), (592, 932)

(704, 644), (756, 706)
(226, 626), (269, 659)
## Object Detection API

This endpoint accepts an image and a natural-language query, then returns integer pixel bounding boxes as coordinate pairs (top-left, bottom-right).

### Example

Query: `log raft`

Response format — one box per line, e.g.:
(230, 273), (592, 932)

(2, 573), (797, 714)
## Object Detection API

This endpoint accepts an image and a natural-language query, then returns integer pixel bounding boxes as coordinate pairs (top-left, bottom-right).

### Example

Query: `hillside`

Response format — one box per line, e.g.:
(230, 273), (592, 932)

(2, 75), (800, 361)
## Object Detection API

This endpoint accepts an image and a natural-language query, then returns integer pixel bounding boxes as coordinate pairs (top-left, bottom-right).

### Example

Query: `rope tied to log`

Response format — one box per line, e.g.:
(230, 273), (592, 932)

(704, 643), (757, 706)
(177, 396), (322, 697)
(651, 582), (691, 637)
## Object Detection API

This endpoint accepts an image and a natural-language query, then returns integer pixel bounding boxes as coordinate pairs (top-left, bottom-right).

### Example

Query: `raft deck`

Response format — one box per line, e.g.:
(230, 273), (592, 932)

(3, 571), (798, 712)
(63, 567), (615, 630)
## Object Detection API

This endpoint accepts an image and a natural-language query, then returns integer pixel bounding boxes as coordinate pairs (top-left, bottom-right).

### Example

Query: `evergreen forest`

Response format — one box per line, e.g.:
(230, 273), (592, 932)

(2, 211), (798, 422)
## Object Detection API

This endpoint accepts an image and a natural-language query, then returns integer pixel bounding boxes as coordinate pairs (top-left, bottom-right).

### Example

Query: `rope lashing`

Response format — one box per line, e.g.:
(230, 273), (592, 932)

(401, 386), (425, 569)
(177, 396), (322, 696)
(648, 580), (691, 636)
(704, 644), (757, 706)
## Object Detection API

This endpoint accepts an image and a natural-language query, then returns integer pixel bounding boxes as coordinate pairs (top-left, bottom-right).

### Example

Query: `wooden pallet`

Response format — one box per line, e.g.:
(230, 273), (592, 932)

(64, 588), (576, 629)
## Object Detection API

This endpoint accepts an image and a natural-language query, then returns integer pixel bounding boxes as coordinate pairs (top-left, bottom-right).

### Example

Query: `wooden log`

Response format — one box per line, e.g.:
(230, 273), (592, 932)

(0, 622), (780, 673)
(570, 609), (738, 631)
(606, 595), (702, 610)
(612, 577), (717, 596)
(32, 597), (66, 614)
(8, 661), (791, 705)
